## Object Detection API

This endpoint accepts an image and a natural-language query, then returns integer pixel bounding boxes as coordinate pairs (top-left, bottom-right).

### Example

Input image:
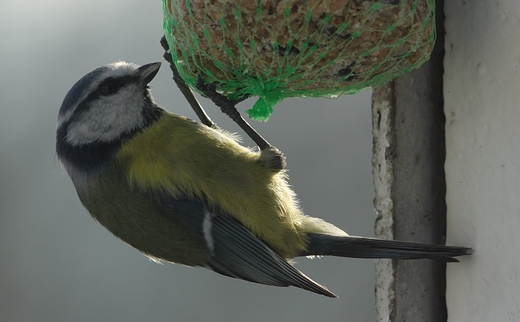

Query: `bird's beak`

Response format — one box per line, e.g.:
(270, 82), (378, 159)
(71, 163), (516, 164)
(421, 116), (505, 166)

(138, 62), (161, 86)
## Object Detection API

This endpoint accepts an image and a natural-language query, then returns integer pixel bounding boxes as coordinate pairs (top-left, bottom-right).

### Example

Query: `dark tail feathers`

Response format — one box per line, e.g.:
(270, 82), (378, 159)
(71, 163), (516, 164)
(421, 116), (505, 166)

(300, 233), (472, 262)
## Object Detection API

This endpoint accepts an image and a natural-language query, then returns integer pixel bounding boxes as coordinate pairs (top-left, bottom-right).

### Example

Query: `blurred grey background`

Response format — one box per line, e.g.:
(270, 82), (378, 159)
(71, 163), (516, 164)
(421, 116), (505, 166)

(1, 0), (376, 321)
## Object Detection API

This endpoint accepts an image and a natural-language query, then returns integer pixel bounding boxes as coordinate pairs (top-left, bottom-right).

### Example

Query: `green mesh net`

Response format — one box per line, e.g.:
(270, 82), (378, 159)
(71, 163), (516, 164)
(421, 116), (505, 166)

(162, 0), (435, 120)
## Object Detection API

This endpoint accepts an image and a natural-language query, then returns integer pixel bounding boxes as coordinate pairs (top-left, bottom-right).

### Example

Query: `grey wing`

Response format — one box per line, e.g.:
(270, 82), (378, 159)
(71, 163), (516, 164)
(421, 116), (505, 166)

(165, 197), (337, 298)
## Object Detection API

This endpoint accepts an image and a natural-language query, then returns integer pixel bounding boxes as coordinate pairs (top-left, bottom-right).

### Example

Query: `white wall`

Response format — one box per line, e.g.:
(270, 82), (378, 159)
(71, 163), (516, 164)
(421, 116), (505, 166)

(444, 1), (520, 321)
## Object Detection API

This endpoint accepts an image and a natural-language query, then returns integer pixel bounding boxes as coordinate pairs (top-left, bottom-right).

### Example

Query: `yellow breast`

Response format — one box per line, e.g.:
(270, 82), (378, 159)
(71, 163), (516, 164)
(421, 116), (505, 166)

(115, 112), (307, 258)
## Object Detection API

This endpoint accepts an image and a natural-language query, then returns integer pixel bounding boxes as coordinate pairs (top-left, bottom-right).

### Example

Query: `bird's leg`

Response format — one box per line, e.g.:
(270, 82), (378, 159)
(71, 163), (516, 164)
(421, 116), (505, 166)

(194, 75), (268, 149)
(160, 36), (285, 171)
(160, 36), (215, 128)
(195, 75), (286, 171)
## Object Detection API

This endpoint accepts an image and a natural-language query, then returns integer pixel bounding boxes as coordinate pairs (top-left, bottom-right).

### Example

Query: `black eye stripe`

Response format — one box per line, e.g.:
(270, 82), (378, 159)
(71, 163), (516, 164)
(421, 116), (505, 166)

(69, 74), (141, 121)
(97, 75), (138, 95)
(99, 78), (119, 95)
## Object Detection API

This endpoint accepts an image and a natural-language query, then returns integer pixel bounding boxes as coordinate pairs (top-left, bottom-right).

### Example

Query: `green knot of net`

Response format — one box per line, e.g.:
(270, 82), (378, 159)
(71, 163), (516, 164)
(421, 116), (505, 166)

(162, 0), (436, 121)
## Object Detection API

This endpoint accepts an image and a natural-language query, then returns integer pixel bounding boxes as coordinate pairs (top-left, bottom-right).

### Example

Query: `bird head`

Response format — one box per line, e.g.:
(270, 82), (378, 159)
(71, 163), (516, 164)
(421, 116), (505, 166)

(57, 61), (161, 146)
(56, 62), (162, 172)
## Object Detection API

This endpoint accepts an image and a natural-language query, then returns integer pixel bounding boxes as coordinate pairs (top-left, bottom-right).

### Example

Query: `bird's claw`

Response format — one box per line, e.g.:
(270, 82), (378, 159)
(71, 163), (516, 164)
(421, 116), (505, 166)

(259, 146), (287, 171)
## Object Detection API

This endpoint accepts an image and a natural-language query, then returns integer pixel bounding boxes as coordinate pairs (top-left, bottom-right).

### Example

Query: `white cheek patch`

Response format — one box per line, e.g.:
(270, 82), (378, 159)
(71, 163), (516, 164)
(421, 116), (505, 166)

(65, 85), (145, 145)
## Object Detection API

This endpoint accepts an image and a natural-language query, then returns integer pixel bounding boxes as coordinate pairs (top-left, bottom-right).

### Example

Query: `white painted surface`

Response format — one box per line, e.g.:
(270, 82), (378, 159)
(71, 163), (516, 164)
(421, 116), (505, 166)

(444, 1), (520, 321)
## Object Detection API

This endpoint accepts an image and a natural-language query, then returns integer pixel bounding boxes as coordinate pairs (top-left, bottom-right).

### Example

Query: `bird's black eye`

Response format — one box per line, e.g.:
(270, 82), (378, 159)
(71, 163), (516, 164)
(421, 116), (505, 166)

(100, 79), (119, 95)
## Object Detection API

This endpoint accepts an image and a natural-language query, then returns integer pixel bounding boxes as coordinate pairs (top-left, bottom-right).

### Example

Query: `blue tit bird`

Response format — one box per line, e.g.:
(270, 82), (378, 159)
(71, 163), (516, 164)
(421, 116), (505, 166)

(56, 61), (471, 298)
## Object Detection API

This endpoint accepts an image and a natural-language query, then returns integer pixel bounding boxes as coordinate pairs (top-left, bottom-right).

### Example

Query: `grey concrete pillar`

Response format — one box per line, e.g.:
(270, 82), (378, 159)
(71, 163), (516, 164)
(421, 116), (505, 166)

(372, 1), (448, 321)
